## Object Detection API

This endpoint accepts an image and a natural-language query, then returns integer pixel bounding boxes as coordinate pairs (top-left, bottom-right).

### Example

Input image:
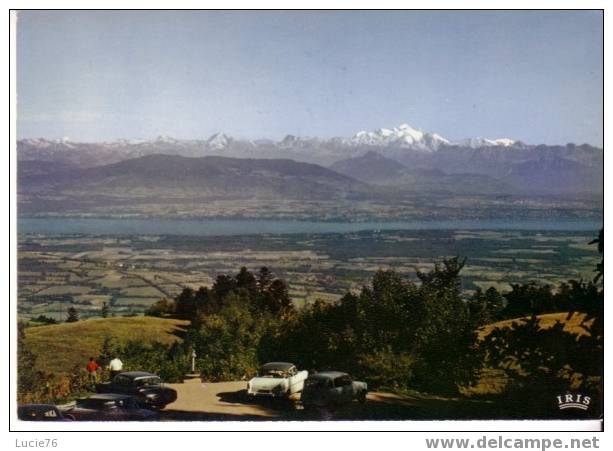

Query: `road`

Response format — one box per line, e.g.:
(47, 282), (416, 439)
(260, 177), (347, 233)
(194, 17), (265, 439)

(158, 378), (495, 421)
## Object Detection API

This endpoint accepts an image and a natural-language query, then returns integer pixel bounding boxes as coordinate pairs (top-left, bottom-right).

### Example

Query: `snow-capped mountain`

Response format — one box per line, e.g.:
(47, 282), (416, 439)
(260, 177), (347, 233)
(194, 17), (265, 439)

(456, 137), (522, 149)
(348, 123), (451, 151)
(206, 132), (232, 150)
(17, 123), (602, 174)
(17, 123), (524, 155)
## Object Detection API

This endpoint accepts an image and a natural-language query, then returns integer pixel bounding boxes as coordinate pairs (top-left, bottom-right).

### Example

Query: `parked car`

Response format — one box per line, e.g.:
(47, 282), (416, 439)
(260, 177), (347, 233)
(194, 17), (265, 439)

(247, 362), (308, 398)
(18, 404), (75, 421)
(66, 394), (157, 421)
(300, 371), (367, 408)
(95, 371), (177, 409)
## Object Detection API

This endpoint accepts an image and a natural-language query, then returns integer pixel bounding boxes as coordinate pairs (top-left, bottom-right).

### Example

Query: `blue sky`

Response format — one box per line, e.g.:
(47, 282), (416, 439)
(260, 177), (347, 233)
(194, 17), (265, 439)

(17, 11), (603, 146)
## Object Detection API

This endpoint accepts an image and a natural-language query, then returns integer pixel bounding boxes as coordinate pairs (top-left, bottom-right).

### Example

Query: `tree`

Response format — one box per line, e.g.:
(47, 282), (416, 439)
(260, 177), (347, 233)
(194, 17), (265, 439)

(212, 274), (236, 300)
(264, 279), (292, 314)
(66, 307), (79, 323)
(468, 287), (504, 325)
(589, 228), (603, 283)
(501, 282), (554, 319)
(174, 288), (197, 319)
(257, 267), (273, 292)
(412, 258), (482, 394)
(235, 267), (257, 293)
(145, 298), (175, 317)
(101, 302), (110, 318)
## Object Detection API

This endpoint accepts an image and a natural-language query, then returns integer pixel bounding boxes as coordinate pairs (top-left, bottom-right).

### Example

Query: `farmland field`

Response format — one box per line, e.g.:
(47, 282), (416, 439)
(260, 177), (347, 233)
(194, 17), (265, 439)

(18, 228), (600, 320)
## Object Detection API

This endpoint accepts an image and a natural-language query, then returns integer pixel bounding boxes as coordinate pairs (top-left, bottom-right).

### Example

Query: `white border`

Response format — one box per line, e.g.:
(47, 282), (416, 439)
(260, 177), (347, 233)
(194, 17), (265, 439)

(3, 1), (608, 443)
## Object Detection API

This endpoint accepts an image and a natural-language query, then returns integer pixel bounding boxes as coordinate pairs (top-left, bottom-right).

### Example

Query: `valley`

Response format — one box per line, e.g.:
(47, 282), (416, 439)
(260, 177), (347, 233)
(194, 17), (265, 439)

(18, 228), (601, 321)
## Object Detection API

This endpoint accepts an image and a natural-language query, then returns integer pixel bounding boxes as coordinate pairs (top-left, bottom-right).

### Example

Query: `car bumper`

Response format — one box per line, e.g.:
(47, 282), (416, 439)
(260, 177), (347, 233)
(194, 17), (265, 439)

(247, 389), (288, 398)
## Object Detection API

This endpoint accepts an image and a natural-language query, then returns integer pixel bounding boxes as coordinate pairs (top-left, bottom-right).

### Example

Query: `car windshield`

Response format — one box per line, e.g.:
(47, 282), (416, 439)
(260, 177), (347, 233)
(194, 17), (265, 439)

(135, 376), (161, 386)
(258, 368), (290, 378)
(305, 378), (330, 389)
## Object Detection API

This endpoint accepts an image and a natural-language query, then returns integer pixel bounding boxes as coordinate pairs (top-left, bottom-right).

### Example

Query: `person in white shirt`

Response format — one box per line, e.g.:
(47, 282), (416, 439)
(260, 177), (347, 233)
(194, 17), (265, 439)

(108, 356), (123, 379)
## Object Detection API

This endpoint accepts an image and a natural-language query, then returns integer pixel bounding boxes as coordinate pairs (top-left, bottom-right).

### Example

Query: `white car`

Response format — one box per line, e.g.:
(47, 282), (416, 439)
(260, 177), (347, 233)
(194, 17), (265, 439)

(247, 362), (308, 398)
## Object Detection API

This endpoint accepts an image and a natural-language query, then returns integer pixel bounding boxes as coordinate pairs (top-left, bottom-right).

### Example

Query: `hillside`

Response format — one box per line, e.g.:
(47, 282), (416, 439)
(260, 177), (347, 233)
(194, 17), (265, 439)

(330, 151), (412, 184)
(330, 151), (512, 194)
(19, 154), (368, 200)
(23, 316), (190, 376)
(468, 312), (591, 396)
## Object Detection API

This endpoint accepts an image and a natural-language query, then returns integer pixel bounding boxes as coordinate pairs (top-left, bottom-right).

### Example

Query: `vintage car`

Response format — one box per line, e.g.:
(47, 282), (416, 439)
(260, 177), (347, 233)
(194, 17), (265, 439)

(247, 362), (308, 398)
(300, 371), (367, 408)
(18, 404), (75, 421)
(95, 371), (177, 409)
(66, 393), (157, 421)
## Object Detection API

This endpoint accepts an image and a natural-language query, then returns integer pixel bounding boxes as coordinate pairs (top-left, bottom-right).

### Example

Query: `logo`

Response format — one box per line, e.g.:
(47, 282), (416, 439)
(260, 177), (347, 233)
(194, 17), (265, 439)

(556, 393), (591, 411)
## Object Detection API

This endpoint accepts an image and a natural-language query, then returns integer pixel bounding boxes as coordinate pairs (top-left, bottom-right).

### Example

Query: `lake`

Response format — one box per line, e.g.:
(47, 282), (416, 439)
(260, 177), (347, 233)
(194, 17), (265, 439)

(17, 217), (604, 236)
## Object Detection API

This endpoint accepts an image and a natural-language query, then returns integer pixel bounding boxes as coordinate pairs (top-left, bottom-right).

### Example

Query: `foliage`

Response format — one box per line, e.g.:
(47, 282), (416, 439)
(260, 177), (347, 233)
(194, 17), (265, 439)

(145, 298), (175, 317)
(188, 294), (277, 381)
(267, 258), (482, 394)
(174, 267), (292, 322)
(468, 287), (504, 326)
(30, 314), (58, 325)
(589, 228), (603, 283)
(106, 340), (192, 383)
(66, 306), (79, 323)
(101, 302), (110, 318)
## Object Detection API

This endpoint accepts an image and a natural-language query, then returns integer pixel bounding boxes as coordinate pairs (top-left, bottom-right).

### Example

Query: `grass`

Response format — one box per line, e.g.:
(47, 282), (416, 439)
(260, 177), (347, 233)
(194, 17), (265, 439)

(23, 316), (190, 377)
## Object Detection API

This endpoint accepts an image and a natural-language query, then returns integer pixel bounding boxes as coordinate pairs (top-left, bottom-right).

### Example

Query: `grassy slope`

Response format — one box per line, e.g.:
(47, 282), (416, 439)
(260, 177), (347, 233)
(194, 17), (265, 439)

(479, 311), (590, 340)
(24, 316), (190, 377)
(467, 312), (590, 396)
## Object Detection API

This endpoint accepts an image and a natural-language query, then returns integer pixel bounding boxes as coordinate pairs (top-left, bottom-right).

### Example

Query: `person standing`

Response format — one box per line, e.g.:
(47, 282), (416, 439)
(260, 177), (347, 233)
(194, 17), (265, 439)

(86, 357), (100, 386)
(108, 356), (123, 380)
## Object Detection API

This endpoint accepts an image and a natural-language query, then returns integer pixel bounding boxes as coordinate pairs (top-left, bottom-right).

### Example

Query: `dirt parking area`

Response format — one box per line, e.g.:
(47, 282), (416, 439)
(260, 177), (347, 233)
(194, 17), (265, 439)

(158, 378), (496, 421)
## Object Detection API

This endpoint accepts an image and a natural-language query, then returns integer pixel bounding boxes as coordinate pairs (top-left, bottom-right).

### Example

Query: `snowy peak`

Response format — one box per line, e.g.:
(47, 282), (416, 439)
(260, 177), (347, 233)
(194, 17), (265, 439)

(206, 132), (231, 150)
(349, 123), (451, 152)
(457, 137), (521, 149)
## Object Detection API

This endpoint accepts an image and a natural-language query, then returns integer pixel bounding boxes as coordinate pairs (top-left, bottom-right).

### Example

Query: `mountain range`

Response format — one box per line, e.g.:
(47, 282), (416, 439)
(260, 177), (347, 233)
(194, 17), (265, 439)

(17, 123), (534, 168)
(17, 123), (603, 219)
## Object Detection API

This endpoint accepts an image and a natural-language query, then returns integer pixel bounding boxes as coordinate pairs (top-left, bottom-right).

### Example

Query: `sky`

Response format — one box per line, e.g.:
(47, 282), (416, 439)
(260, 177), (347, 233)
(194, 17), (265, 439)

(16, 11), (603, 146)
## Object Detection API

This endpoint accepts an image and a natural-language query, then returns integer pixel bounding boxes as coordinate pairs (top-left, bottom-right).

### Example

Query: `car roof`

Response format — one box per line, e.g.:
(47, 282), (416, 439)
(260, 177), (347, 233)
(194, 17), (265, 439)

(309, 371), (348, 380)
(84, 393), (135, 401)
(116, 371), (157, 379)
(260, 362), (295, 371)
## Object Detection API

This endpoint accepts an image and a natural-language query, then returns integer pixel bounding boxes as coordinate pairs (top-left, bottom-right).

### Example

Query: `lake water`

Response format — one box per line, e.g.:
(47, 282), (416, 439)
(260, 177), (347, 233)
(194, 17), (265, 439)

(17, 217), (603, 236)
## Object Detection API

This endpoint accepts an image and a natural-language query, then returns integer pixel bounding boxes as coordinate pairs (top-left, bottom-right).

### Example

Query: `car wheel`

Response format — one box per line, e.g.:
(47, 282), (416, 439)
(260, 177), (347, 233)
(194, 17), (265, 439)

(358, 391), (367, 404)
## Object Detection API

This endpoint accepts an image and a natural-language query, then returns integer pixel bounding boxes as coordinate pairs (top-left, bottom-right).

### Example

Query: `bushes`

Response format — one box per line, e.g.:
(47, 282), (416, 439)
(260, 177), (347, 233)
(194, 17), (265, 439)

(145, 298), (175, 317)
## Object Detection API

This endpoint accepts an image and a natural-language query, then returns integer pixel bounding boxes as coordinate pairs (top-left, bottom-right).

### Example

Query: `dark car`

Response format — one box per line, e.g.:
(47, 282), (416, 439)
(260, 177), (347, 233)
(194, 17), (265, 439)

(95, 371), (177, 409)
(18, 404), (75, 421)
(66, 394), (157, 421)
(301, 371), (368, 408)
